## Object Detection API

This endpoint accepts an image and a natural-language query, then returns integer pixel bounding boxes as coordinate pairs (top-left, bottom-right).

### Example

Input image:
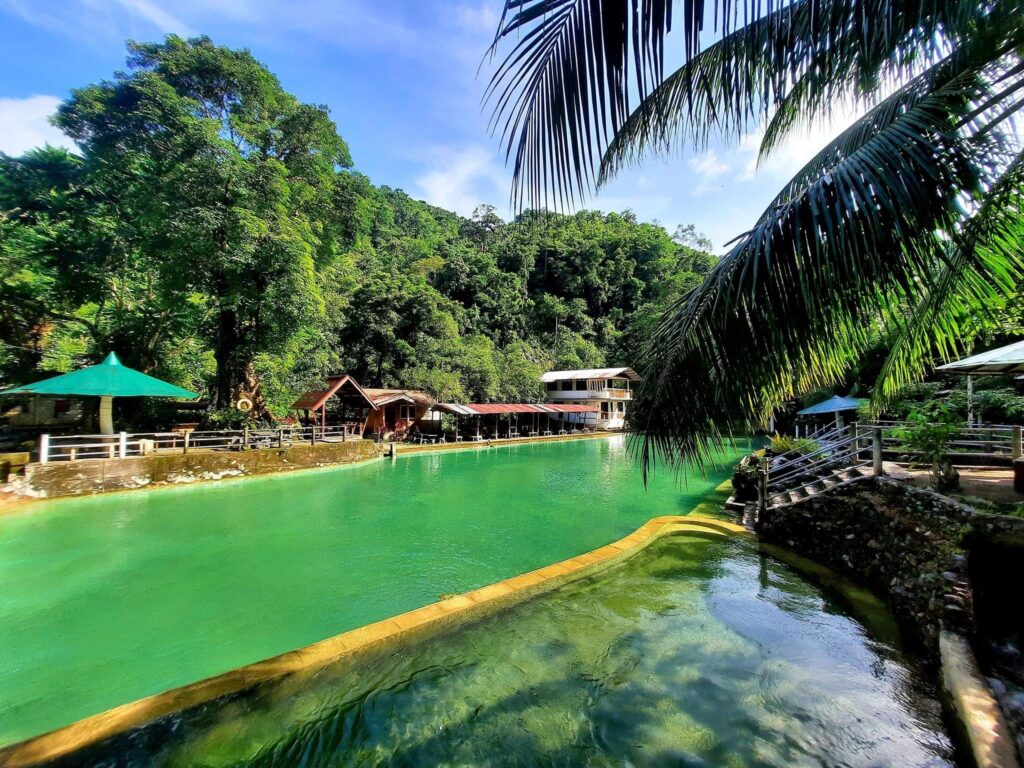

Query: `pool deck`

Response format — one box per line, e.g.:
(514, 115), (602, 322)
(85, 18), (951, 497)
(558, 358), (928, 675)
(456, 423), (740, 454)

(0, 514), (747, 768)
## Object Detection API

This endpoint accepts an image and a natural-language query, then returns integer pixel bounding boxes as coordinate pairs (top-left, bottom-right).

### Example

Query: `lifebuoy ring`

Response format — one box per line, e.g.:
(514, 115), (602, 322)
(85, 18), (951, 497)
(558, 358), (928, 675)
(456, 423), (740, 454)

(235, 397), (253, 412)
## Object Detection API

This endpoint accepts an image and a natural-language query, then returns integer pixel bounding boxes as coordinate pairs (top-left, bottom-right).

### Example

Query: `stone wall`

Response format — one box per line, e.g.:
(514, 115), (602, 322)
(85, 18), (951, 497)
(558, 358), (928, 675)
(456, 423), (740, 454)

(759, 477), (1024, 764)
(5, 439), (380, 499)
(758, 477), (975, 652)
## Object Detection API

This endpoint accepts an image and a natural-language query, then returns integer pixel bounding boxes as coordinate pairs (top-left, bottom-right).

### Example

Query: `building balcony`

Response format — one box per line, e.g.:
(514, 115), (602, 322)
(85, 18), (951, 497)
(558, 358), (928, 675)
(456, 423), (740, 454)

(546, 389), (632, 401)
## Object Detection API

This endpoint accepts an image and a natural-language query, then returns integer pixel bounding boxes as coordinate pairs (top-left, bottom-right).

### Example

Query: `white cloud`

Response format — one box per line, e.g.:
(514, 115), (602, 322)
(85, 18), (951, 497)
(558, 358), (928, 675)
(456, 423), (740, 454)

(1, 0), (195, 41)
(0, 95), (74, 156)
(414, 145), (510, 216)
(688, 149), (729, 196)
(736, 103), (864, 181)
(112, 0), (195, 35)
(453, 2), (498, 35)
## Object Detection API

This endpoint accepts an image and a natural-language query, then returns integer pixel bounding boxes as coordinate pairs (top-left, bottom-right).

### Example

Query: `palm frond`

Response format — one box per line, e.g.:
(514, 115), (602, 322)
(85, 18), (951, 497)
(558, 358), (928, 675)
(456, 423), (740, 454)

(528, 0), (991, 195)
(759, 9), (1024, 164)
(486, 0), (673, 209)
(630, 83), (996, 476)
(873, 147), (1024, 401)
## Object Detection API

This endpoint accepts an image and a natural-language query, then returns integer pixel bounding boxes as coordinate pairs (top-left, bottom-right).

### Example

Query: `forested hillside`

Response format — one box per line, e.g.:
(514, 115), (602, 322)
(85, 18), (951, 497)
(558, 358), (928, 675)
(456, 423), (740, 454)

(0, 36), (715, 425)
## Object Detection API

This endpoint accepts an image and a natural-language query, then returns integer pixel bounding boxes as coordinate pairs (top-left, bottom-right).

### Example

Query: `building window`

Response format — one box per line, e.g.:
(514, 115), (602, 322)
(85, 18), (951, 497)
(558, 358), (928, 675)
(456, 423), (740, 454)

(399, 404), (415, 420)
(600, 402), (609, 414)
(574, 380), (587, 391)
(546, 382), (558, 392)
(617, 402), (624, 413)
(561, 381), (573, 391)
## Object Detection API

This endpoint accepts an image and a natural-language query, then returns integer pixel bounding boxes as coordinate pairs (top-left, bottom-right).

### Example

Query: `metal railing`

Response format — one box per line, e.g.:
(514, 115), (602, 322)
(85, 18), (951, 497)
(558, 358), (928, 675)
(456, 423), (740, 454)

(871, 420), (1023, 460)
(768, 431), (870, 490)
(758, 425), (884, 514)
(758, 419), (1023, 515)
(38, 423), (364, 463)
(769, 424), (850, 465)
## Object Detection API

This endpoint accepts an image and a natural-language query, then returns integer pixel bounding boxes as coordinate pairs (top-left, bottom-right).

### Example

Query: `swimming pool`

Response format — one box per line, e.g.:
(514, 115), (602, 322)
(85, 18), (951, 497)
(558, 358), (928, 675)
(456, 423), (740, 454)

(53, 531), (954, 767)
(0, 436), (744, 746)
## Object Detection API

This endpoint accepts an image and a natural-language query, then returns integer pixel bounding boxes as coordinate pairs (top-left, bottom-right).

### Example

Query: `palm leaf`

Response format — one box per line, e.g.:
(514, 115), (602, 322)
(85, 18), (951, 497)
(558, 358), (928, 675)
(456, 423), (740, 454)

(486, 0), (673, 209)
(490, 0), (995, 204)
(873, 148), (1024, 401)
(630, 82), (996, 476)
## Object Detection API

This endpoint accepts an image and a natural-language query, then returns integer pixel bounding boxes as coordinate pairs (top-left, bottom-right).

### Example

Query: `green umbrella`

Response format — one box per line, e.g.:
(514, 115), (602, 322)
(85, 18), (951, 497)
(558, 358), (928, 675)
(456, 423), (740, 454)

(0, 352), (198, 434)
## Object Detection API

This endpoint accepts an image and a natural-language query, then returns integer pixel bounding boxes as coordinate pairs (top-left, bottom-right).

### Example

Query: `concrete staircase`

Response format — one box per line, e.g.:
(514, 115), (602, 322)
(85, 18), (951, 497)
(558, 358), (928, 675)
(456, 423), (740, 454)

(767, 464), (872, 509)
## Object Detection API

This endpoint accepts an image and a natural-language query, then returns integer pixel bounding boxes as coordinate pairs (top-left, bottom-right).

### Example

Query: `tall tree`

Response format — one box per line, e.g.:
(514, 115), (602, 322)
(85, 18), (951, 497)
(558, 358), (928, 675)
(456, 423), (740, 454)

(55, 36), (352, 415)
(488, 0), (1024, 472)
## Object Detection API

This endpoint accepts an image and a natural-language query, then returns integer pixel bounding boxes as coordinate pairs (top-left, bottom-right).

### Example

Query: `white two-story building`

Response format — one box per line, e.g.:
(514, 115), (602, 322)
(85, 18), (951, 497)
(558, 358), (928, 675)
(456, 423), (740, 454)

(540, 367), (640, 430)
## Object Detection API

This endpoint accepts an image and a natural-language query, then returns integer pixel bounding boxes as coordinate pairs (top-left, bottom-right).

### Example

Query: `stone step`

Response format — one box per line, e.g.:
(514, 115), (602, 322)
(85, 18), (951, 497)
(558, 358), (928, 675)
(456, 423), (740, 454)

(767, 465), (875, 509)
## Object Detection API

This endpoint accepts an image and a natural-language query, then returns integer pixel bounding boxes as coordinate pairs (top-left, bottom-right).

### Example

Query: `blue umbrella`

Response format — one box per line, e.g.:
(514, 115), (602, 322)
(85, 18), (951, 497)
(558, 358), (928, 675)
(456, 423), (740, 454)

(797, 395), (865, 417)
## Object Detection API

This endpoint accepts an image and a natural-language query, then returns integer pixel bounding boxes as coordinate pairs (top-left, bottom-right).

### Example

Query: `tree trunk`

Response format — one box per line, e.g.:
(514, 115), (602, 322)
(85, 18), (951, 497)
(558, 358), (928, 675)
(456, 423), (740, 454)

(239, 361), (271, 422)
(213, 308), (272, 421)
(213, 307), (240, 410)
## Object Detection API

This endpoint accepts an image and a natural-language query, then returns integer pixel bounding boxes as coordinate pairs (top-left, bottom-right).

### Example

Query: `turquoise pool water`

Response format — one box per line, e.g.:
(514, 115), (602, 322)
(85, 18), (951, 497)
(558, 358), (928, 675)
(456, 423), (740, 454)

(0, 436), (744, 746)
(64, 533), (954, 767)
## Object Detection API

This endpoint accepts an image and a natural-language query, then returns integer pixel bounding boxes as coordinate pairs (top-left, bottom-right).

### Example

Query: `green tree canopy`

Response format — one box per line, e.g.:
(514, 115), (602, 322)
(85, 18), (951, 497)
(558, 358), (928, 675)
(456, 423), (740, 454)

(54, 35), (352, 417)
(0, 35), (718, 429)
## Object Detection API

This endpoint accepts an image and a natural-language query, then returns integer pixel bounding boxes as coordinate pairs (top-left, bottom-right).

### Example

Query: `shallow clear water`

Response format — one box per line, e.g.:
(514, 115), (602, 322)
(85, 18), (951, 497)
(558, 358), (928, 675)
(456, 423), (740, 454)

(0, 437), (745, 746)
(75, 534), (954, 768)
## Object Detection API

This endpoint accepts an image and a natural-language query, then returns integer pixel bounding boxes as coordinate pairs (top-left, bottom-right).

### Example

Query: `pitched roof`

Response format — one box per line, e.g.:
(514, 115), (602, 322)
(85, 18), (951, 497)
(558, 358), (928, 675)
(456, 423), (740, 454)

(935, 340), (1024, 375)
(362, 389), (435, 407)
(291, 374), (377, 411)
(0, 352), (197, 399)
(540, 367), (640, 382)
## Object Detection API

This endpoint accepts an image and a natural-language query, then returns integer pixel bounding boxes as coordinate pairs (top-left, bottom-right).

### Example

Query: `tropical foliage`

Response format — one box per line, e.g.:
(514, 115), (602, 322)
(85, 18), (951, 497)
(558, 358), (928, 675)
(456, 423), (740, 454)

(890, 403), (962, 491)
(0, 36), (715, 428)
(488, 0), (1024, 474)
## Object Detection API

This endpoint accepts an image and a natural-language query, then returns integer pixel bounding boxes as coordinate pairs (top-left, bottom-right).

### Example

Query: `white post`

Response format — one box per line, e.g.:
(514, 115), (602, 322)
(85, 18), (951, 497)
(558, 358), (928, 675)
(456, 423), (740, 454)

(1013, 426), (1022, 460)
(967, 375), (974, 425)
(118, 431), (127, 459)
(99, 396), (115, 435)
(872, 428), (884, 476)
(39, 433), (50, 464)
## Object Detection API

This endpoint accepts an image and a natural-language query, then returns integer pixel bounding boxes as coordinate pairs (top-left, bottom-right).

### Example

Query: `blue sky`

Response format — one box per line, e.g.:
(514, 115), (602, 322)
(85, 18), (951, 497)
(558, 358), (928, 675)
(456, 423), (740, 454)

(0, 0), (855, 251)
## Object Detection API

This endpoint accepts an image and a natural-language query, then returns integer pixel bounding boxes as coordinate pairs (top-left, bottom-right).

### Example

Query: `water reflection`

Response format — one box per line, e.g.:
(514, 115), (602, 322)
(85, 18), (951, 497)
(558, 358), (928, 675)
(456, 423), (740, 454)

(62, 535), (954, 767)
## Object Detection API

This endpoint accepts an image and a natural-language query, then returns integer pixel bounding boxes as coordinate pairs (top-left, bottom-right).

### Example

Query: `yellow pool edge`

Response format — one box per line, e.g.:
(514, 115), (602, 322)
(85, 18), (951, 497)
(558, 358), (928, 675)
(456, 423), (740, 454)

(0, 514), (749, 768)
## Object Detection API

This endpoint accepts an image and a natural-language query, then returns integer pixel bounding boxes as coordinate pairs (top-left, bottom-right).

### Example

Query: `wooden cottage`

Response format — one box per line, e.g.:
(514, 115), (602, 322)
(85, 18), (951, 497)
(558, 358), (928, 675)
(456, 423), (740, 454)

(361, 389), (435, 437)
(291, 375), (434, 439)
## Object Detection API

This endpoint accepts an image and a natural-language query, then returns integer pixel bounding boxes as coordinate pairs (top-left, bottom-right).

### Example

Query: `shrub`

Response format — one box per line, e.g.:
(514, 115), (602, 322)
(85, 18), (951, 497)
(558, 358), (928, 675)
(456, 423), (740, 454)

(768, 433), (819, 456)
(891, 403), (961, 492)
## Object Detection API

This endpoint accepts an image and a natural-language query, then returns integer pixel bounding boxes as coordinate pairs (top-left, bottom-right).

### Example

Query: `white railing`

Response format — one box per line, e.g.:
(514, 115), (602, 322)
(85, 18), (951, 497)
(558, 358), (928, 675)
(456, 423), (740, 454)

(871, 420), (1023, 460)
(757, 420), (1023, 515)
(38, 424), (364, 463)
(546, 389), (632, 400)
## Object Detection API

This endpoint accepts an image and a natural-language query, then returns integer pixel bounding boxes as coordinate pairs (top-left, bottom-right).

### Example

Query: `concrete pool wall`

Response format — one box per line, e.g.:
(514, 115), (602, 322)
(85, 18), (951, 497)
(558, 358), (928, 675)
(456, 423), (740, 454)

(4, 432), (622, 500)
(0, 515), (747, 767)
(8, 439), (380, 498)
